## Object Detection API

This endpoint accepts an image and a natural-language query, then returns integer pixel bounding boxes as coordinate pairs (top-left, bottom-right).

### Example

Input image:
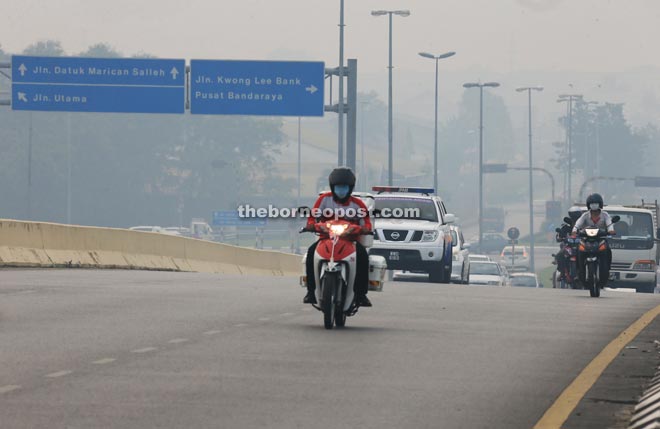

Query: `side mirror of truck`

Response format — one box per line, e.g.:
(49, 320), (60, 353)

(656, 227), (660, 239)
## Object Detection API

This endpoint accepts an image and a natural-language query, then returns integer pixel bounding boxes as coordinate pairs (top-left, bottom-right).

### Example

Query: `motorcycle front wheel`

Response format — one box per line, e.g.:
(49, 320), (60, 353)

(587, 263), (600, 298)
(322, 274), (336, 329)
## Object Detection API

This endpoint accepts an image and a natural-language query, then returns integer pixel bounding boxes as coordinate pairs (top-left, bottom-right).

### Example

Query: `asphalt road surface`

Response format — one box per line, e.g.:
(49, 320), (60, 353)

(1, 269), (659, 429)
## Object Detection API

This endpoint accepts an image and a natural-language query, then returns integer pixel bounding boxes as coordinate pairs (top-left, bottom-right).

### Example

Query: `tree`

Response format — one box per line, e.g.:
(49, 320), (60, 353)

(22, 40), (65, 56)
(79, 43), (122, 58)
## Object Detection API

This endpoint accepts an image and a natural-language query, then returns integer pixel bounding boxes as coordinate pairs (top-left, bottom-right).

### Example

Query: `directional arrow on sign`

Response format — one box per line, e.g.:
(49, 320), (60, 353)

(18, 64), (27, 76)
(305, 85), (318, 94)
(170, 67), (179, 80)
(18, 92), (28, 102)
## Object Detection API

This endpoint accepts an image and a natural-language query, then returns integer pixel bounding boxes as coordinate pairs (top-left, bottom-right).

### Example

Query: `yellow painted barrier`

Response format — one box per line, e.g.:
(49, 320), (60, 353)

(0, 219), (300, 276)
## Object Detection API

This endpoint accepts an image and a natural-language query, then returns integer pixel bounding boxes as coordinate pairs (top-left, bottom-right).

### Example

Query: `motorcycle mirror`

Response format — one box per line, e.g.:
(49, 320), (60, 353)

(555, 228), (562, 233)
(611, 215), (621, 223)
(563, 216), (572, 224)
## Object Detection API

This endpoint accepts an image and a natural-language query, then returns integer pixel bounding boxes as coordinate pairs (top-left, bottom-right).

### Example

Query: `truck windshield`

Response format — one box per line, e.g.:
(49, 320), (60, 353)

(374, 197), (438, 222)
(608, 211), (654, 249)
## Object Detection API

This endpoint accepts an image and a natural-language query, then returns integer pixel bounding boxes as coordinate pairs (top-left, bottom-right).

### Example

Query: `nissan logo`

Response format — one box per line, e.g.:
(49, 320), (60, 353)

(391, 232), (400, 240)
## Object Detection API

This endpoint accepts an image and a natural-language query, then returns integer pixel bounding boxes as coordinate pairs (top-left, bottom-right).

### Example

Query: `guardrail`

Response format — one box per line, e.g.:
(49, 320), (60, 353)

(0, 219), (299, 276)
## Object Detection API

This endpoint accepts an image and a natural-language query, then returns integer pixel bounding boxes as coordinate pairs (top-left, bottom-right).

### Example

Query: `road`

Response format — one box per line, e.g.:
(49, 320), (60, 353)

(1, 269), (659, 428)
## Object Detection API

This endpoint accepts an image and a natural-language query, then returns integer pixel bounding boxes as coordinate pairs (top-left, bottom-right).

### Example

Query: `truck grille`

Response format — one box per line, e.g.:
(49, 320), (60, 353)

(383, 230), (408, 241)
(611, 262), (631, 270)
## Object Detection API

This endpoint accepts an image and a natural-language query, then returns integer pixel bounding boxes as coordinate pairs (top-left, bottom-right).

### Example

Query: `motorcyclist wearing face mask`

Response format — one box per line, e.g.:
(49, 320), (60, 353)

(572, 193), (616, 286)
(303, 167), (373, 307)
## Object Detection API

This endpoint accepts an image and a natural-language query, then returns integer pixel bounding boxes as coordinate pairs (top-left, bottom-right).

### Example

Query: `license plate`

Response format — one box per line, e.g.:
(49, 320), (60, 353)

(389, 251), (400, 261)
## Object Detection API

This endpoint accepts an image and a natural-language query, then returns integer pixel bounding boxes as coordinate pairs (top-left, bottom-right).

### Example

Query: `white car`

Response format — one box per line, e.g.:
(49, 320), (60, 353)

(468, 254), (492, 263)
(510, 272), (542, 288)
(129, 226), (163, 233)
(450, 224), (470, 284)
(467, 261), (506, 286)
(499, 245), (530, 272)
(369, 186), (456, 284)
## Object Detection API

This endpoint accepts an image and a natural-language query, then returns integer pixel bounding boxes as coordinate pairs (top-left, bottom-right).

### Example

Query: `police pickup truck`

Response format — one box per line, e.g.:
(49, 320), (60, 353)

(368, 186), (456, 283)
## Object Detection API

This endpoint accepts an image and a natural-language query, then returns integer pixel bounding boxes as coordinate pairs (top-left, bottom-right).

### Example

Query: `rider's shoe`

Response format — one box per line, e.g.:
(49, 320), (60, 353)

(356, 295), (372, 307)
(303, 291), (317, 304)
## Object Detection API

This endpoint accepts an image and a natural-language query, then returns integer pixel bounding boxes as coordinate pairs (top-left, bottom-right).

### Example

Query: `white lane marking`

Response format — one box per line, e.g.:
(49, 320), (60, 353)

(168, 338), (189, 344)
(280, 312), (295, 317)
(45, 370), (73, 378)
(131, 347), (157, 354)
(203, 330), (222, 335)
(258, 317), (271, 322)
(234, 323), (249, 328)
(0, 385), (21, 394)
(92, 358), (116, 365)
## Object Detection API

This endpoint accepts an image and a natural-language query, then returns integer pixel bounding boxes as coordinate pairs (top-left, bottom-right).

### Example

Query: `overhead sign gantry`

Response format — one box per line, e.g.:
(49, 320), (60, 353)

(11, 55), (185, 114)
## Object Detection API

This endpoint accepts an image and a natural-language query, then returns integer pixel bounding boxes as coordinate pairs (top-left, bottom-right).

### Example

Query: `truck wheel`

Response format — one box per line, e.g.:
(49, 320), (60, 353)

(429, 265), (443, 283)
(635, 283), (656, 294)
(442, 265), (452, 284)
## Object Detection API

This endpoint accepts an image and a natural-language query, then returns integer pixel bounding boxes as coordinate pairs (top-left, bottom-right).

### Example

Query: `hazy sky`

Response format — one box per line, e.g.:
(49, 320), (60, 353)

(1, 0), (659, 74)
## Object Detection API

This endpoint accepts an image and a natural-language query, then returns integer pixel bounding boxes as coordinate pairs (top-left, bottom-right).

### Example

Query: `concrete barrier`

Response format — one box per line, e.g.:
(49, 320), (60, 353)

(0, 219), (300, 276)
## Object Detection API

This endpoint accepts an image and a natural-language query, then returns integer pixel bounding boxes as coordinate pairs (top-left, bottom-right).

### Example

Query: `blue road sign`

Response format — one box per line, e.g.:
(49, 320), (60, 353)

(190, 60), (324, 116)
(11, 55), (185, 113)
(212, 210), (267, 227)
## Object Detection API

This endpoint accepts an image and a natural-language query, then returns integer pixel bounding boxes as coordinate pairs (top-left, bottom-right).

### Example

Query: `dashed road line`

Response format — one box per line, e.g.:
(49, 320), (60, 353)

(0, 385), (21, 394)
(92, 358), (116, 365)
(203, 330), (222, 335)
(233, 323), (249, 328)
(280, 312), (295, 317)
(258, 317), (271, 322)
(131, 347), (157, 354)
(45, 370), (73, 378)
(168, 338), (189, 344)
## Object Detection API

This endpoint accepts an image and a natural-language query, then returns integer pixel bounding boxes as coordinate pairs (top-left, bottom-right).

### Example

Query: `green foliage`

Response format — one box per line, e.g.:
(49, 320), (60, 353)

(22, 40), (65, 56)
(78, 43), (122, 58)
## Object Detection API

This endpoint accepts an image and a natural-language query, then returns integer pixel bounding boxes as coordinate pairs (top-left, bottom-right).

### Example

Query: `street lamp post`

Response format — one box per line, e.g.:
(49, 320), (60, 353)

(516, 86), (544, 272)
(463, 82), (500, 253)
(338, 0), (345, 166)
(419, 51), (456, 195)
(557, 94), (582, 204)
(372, 9), (410, 185)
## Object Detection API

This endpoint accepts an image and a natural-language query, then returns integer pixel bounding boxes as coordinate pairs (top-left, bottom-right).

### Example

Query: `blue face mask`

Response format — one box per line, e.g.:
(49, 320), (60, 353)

(334, 184), (350, 199)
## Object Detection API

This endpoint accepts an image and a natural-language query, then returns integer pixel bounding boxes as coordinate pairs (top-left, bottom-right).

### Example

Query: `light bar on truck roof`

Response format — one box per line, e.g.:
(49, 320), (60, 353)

(372, 186), (435, 195)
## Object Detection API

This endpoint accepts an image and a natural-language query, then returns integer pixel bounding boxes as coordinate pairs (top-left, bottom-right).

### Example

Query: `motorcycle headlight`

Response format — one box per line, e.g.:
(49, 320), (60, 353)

(421, 230), (439, 242)
(585, 228), (599, 237)
(329, 224), (348, 236)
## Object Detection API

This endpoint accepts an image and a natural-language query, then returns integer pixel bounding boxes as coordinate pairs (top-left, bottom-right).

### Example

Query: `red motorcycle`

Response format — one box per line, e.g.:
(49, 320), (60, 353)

(302, 219), (368, 329)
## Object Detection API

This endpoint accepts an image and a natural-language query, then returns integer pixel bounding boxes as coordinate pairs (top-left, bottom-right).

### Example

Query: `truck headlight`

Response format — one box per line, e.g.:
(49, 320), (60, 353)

(421, 230), (439, 242)
(633, 260), (656, 271)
